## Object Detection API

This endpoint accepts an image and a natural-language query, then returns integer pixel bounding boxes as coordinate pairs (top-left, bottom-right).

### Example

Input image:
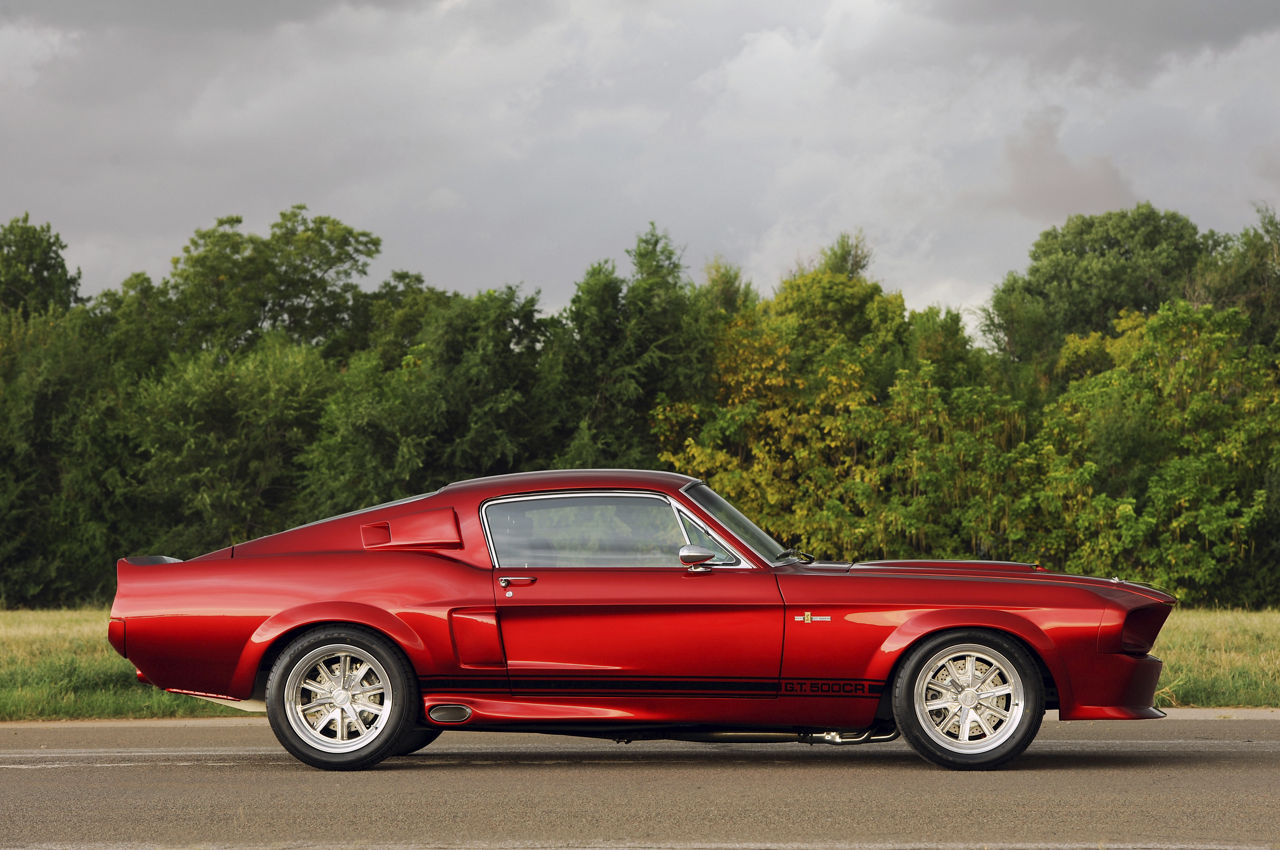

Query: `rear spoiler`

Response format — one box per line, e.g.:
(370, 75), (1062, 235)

(123, 556), (184, 565)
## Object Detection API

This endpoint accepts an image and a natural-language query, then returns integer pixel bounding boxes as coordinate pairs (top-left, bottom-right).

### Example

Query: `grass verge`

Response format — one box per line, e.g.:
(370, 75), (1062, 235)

(1152, 608), (1280, 708)
(0, 607), (1276, 721)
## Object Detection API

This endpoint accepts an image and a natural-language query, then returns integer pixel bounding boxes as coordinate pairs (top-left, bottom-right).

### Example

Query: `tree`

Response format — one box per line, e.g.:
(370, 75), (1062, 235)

(1015, 302), (1276, 601)
(162, 205), (380, 354)
(128, 335), (336, 556)
(1189, 203), (1280, 347)
(0, 214), (81, 317)
(0, 305), (116, 605)
(982, 203), (1204, 366)
(301, 286), (563, 516)
(556, 224), (718, 468)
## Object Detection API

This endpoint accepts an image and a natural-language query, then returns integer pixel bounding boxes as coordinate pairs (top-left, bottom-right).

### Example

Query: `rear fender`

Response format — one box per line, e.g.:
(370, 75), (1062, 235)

(228, 602), (432, 698)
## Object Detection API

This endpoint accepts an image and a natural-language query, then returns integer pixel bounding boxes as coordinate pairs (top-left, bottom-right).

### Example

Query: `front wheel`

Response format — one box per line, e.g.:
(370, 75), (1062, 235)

(266, 626), (418, 770)
(892, 630), (1044, 770)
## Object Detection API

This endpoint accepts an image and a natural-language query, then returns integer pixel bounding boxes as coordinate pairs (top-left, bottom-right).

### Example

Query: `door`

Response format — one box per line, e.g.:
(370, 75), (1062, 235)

(485, 492), (784, 699)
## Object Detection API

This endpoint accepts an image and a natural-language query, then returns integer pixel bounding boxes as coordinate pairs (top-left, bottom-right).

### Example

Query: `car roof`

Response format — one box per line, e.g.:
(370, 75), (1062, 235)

(439, 468), (699, 501)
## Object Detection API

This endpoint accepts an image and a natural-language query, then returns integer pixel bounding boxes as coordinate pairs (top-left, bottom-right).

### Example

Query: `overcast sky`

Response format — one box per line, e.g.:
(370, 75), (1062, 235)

(4, 1), (1279, 323)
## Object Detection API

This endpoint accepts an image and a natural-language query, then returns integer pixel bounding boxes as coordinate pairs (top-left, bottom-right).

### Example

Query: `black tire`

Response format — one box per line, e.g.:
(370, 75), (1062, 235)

(266, 626), (418, 770)
(892, 629), (1044, 770)
(393, 725), (441, 756)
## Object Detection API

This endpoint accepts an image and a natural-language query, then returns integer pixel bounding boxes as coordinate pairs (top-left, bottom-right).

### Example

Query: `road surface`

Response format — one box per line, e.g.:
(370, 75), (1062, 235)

(1, 709), (1277, 848)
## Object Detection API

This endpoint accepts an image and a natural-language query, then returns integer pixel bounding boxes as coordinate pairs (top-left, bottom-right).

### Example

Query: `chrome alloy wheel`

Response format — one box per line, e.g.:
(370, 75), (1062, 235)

(912, 642), (1025, 754)
(282, 643), (394, 754)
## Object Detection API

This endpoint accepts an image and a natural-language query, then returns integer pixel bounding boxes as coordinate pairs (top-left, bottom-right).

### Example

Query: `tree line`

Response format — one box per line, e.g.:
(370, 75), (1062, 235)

(2, 202), (1278, 607)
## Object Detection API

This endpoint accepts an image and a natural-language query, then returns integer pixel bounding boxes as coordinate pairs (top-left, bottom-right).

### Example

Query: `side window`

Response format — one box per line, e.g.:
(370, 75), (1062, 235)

(485, 494), (686, 568)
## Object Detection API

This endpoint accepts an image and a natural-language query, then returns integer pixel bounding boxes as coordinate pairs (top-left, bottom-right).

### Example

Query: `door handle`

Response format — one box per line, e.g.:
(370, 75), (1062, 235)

(499, 576), (537, 588)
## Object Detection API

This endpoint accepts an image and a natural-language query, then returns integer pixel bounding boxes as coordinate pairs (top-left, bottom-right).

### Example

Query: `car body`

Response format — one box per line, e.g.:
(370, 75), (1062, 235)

(108, 469), (1174, 770)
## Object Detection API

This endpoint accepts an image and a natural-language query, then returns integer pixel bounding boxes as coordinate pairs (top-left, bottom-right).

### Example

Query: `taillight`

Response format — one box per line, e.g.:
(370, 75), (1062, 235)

(1121, 605), (1171, 655)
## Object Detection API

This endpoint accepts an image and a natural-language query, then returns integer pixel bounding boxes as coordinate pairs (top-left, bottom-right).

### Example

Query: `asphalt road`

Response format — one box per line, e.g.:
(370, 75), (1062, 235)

(1, 710), (1277, 849)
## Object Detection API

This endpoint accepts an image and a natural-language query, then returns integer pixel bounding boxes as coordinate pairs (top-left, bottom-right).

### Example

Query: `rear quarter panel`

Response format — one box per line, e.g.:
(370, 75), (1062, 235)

(112, 549), (494, 700)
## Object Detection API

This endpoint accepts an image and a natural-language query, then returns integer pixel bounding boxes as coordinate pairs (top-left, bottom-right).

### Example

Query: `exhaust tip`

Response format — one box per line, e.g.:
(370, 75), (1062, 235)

(427, 704), (473, 724)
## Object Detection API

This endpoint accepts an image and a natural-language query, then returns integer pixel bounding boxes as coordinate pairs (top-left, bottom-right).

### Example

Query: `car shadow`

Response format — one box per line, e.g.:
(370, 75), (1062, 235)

(366, 741), (1228, 773)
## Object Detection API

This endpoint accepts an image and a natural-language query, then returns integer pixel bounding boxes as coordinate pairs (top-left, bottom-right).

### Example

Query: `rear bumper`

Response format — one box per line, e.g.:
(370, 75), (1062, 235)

(1059, 652), (1165, 721)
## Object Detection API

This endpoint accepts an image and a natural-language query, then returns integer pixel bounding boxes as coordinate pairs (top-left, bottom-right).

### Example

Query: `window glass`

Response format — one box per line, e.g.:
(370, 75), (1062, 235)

(678, 513), (738, 565)
(683, 482), (787, 562)
(486, 494), (686, 568)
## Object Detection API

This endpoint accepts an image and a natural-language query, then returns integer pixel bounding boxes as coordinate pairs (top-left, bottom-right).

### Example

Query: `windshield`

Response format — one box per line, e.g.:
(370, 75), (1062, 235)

(683, 483), (792, 563)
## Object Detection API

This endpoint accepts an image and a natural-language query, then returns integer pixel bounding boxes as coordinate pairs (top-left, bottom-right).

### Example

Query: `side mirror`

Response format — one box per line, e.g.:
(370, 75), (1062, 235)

(679, 545), (717, 571)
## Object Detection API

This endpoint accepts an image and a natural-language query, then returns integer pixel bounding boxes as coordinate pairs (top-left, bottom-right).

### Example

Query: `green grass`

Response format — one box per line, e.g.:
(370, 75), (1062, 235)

(0, 608), (1276, 721)
(1152, 608), (1280, 708)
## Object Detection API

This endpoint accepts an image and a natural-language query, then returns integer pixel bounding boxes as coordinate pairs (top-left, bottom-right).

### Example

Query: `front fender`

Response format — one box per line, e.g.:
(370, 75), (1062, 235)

(227, 602), (432, 698)
(865, 608), (1082, 711)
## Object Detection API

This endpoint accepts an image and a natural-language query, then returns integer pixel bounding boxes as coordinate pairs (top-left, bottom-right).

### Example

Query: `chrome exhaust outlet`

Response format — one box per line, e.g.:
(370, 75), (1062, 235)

(427, 704), (473, 724)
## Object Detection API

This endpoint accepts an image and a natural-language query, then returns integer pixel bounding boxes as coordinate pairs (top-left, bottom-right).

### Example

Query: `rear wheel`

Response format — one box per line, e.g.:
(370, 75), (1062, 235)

(266, 626), (418, 770)
(892, 630), (1044, 770)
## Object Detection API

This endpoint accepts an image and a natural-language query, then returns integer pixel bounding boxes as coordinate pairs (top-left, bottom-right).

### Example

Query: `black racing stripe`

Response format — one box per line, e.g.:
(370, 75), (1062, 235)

(422, 674), (887, 700)
(420, 676), (508, 693)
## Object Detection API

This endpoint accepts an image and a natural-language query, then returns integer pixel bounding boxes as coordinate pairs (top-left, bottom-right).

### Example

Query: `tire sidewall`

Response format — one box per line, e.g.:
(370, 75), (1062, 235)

(267, 626), (417, 770)
(892, 629), (1045, 770)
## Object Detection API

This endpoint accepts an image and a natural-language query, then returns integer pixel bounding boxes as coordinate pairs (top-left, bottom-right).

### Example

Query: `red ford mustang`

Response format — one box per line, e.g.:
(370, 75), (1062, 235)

(109, 469), (1174, 770)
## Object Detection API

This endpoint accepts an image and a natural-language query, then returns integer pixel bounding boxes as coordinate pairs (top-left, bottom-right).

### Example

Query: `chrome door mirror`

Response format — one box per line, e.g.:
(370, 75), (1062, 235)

(679, 545), (717, 571)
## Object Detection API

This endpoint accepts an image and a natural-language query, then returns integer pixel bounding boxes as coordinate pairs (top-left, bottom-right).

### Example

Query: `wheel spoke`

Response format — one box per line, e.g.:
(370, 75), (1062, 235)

(957, 707), (974, 742)
(978, 701), (1010, 721)
(344, 705), (369, 736)
(973, 663), (1001, 690)
(932, 705), (961, 736)
(980, 683), (1013, 699)
(308, 706), (341, 735)
(348, 661), (369, 690)
(355, 701), (385, 717)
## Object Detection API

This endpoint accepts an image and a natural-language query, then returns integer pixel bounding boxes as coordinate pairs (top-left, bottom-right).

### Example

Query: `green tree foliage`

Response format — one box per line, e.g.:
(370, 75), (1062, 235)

(159, 205), (380, 355)
(657, 235), (1019, 561)
(0, 214), (82, 316)
(0, 306), (105, 604)
(128, 336), (336, 556)
(5, 206), (1280, 608)
(1190, 204), (1280, 347)
(301, 284), (562, 516)
(557, 224), (724, 467)
(983, 203), (1203, 368)
(1015, 303), (1277, 601)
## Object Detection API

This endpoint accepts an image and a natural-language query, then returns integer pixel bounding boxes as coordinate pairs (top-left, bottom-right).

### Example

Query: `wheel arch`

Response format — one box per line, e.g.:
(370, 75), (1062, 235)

(230, 603), (433, 702)
(868, 611), (1066, 721)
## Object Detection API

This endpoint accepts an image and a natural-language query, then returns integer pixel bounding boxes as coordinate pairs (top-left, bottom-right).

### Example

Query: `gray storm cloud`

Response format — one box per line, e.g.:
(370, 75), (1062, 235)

(2, 0), (1278, 319)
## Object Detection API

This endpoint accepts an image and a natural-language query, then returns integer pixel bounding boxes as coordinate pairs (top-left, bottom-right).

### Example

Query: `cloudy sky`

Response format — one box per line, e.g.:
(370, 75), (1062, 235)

(4, 1), (1279, 323)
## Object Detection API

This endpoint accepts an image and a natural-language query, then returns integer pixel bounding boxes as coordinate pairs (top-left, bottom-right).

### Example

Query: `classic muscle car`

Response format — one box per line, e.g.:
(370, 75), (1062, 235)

(108, 469), (1174, 770)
